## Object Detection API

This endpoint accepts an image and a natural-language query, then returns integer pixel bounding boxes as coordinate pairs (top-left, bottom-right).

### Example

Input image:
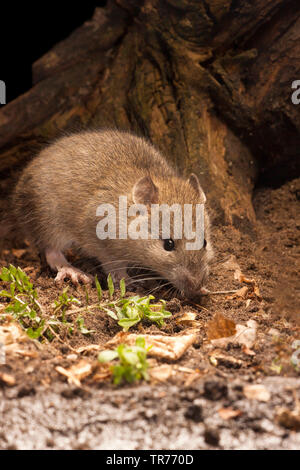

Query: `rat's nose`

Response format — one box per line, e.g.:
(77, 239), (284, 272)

(182, 279), (202, 301)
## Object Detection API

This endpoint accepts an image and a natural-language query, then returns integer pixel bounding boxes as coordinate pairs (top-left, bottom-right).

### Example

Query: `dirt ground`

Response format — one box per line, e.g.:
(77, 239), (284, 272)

(0, 178), (299, 450)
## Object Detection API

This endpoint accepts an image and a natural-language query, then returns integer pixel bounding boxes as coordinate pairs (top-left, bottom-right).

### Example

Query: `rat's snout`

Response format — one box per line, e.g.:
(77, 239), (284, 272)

(172, 265), (209, 300)
(172, 269), (206, 301)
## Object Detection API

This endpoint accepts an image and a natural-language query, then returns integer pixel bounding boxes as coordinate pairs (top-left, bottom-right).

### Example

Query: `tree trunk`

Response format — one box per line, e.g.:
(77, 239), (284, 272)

(0, 0), (299, 229)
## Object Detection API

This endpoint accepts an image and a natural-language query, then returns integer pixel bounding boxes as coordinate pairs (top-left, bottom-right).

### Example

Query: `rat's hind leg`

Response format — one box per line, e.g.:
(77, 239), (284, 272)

(45, 248), (92, 286)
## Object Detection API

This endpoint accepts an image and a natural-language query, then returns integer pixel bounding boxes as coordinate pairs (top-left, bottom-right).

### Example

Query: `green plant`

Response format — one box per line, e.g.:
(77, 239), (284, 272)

(0, 265), (46, 339)
(93, 275), (171, 331)
(0, 265), (94, 340)
(76, 316), (95, 335)
(0, 265), (172, 342)
(104, 294), (171, 331)
(53, 287), (80, 317)
(98, 336), (150, 385)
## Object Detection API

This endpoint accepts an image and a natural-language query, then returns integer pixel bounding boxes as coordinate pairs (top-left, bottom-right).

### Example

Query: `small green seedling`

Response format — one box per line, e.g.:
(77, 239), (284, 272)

(101, 275), (171, 331)
(95, 275), (102, 302)
(0, 265), (93, 341)
(76, 316), (95, 336)
(0, 265), (45, 339)
(53, 287), (80, 316)
(98, 336), (150, 385)
(107, 273), (115, 299)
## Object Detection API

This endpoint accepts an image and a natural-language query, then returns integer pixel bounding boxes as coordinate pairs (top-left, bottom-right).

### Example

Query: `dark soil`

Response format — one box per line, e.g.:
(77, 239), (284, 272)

(0, 179), (299, 450)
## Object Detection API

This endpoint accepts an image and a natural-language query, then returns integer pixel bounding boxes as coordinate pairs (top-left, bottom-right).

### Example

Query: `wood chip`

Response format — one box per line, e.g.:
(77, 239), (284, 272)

(218, 407), (243, 420)
(150, 364), (173, 382)
(106, 330), (198, 361)
(209, 352), (243, 368)
(76, 344), (101, 354)
(243, 384), (271, 402)
(56, 360), (93, 387)
(0, 372), (16, 387)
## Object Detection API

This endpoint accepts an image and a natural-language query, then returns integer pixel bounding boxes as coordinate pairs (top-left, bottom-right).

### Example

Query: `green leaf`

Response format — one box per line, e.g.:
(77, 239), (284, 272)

(0, 267), (11, 282)
(103, 308), (119, 320)
(135, 336), (146, 348)
(0, 290), (12, 298)
(26, 326), (44, 340)
(107, 274), (115, 299)
(120, 278), (126, 297)
(95, 275), (102, 302)
(76, 316), (95, 335)
(9, 265), (17, 277)
(98, 350), (119, 363)
(118, 318), (140, 331)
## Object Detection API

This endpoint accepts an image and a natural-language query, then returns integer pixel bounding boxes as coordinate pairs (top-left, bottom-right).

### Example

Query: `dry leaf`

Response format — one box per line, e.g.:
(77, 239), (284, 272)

(243, 384), (271, 402)
(56, 360), (93, 387)
(206, 313), (236, 341)
(218, 407), (243, 420)
(239, 274), (262, 300)
(210, 320), (257, 349)
(229, 286), (249, 299)
(0, 372), (16, 387)
(176, 312), (199, 327)
(106, 330), (198, 361)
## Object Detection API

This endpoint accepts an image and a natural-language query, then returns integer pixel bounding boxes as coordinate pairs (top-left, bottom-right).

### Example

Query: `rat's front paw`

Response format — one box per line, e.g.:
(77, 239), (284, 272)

(55, 266), (92, 287)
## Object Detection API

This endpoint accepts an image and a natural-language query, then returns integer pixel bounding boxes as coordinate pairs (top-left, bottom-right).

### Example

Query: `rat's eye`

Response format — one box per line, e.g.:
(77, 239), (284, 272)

(203, 239), (207, 248)
(163, 238), (175, 251)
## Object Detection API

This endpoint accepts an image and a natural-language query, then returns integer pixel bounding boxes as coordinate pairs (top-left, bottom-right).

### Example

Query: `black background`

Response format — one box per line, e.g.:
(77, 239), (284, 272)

(0, 2), (107, 102)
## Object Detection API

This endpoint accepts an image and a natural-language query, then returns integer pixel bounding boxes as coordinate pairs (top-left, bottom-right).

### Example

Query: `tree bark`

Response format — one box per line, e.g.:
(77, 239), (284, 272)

(0, 0), (299, 230)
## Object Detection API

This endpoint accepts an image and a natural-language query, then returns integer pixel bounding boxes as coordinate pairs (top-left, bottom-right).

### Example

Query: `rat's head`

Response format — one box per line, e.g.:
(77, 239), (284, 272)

(127, 172), (214, 300)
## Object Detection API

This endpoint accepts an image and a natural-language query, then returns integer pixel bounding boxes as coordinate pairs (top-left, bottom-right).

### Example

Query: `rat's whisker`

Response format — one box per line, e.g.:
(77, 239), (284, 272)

(87, 264), (157, 274)
(145, 281), (173, 296)
(129, 276), (166, 283)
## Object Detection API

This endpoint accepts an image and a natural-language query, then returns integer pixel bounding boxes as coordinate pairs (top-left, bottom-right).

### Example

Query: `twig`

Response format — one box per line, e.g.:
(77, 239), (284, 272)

(201, 289), (240, 295)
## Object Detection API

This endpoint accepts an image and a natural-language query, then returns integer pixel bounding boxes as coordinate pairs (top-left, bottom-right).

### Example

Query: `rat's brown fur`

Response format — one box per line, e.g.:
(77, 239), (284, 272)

(12, 129), (213, 298)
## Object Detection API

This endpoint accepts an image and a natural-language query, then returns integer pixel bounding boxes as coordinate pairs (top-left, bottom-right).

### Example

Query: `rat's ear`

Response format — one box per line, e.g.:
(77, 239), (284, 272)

(188, 173), (206, 203)
(133, 175), (159, 205)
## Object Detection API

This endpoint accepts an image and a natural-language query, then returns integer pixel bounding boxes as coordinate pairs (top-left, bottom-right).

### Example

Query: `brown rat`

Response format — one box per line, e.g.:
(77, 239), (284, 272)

(12, 129), (213, 299)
